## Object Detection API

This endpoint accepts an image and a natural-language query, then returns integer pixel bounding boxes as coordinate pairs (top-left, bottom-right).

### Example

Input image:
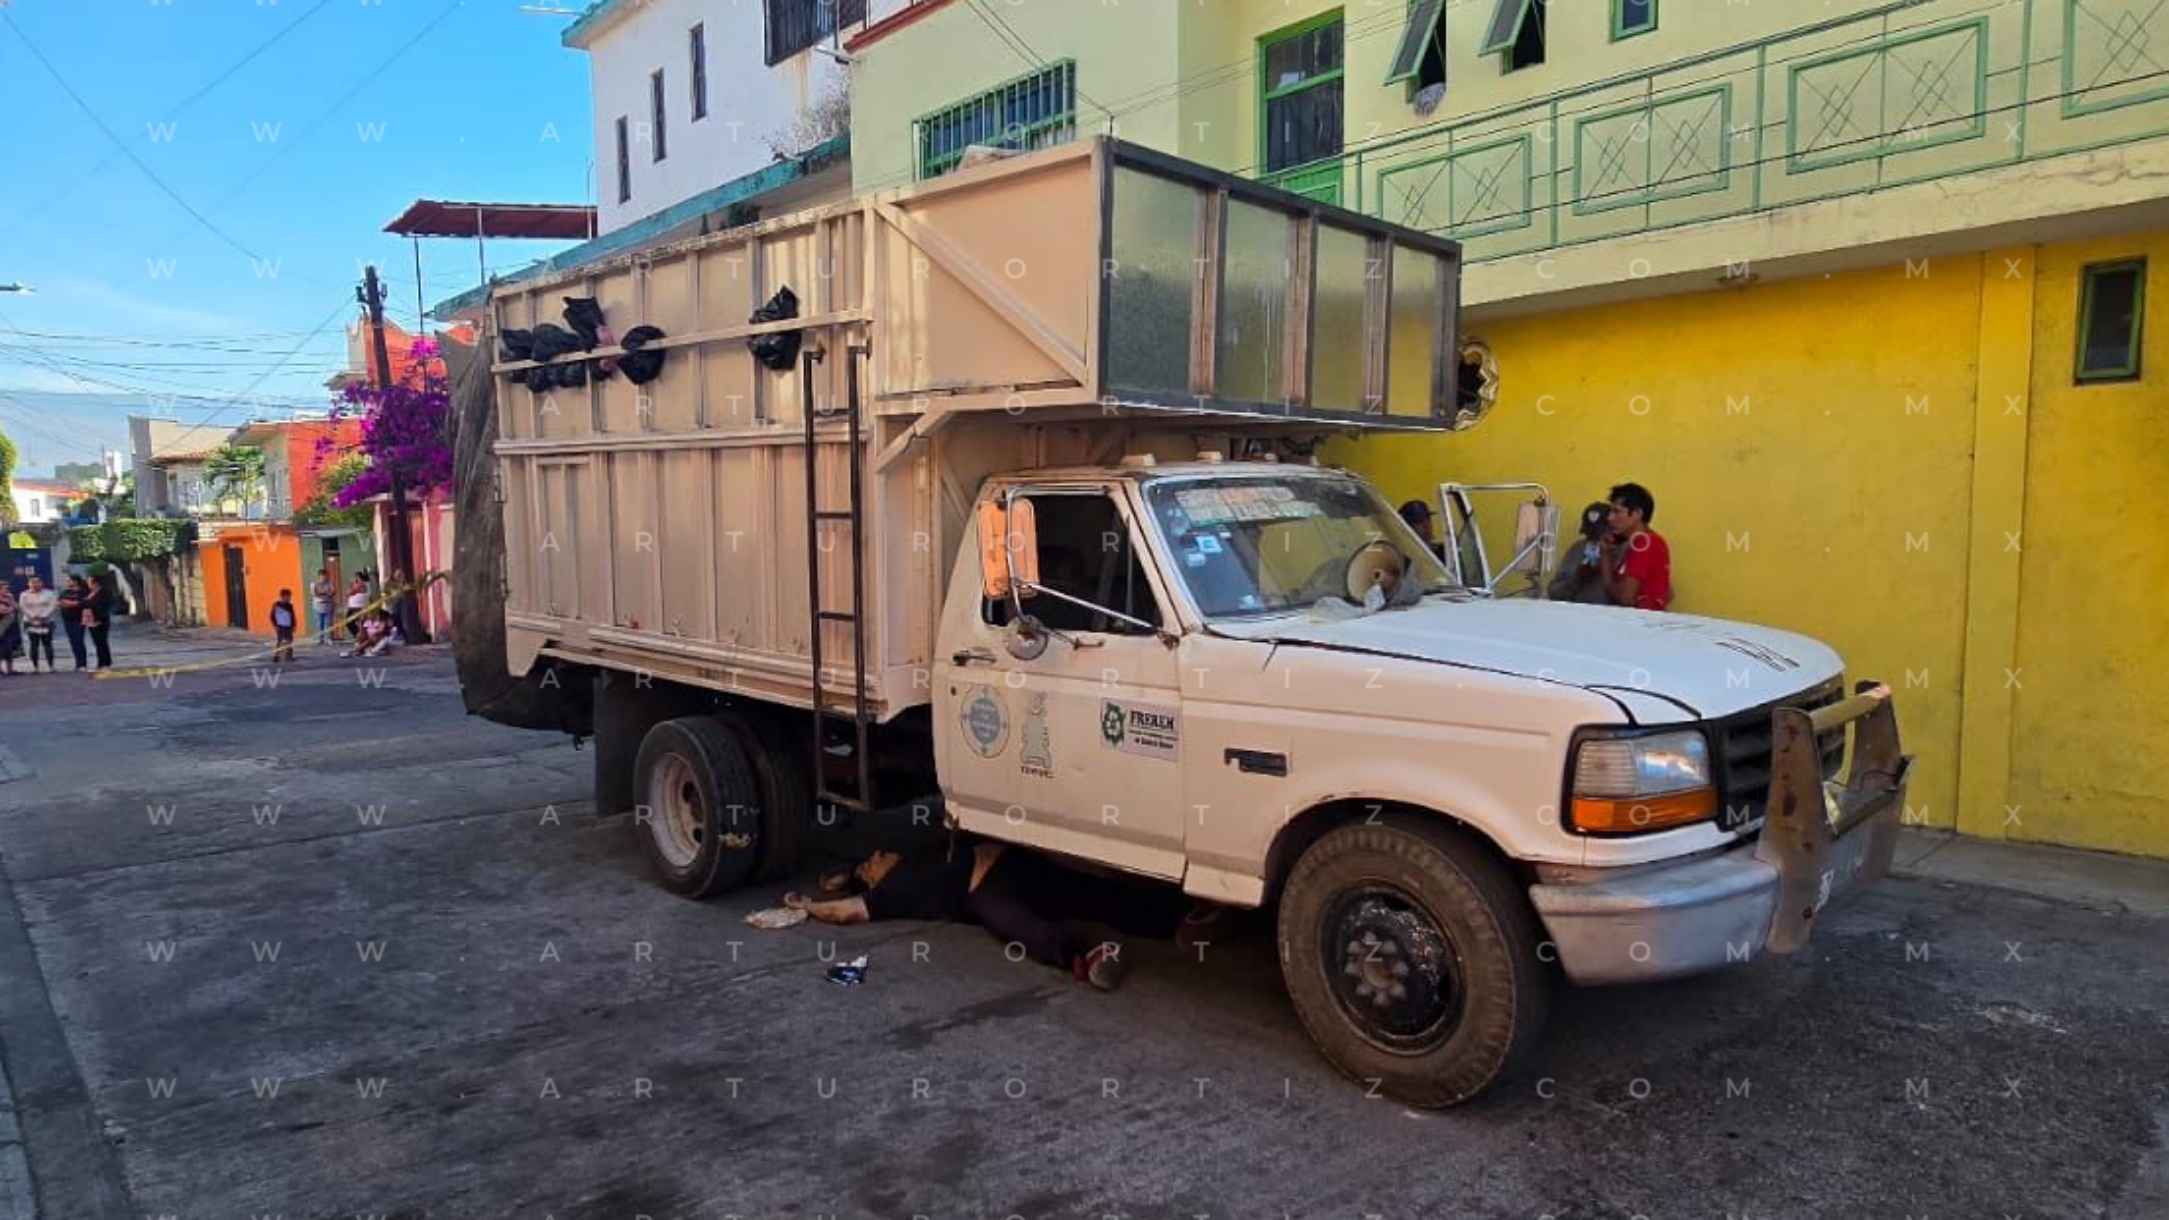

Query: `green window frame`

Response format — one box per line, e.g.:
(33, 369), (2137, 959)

(1259, 10), (1345, 176)
(2075, 259), (2147, 383)
(915, 61), (1078, 180)
(1612, 0), (1657, 40)
(1383, 0), (1446, 87)
(1478, 0), (1537, 55)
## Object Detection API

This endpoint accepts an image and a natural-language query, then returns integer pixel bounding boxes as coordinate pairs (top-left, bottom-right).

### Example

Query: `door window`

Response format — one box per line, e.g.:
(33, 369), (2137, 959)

(984, 493), (1160, 634)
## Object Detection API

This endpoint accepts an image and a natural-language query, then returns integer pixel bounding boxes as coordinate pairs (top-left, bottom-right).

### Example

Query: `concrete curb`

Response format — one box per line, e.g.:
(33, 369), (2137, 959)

(1894, 828), (2169, 921)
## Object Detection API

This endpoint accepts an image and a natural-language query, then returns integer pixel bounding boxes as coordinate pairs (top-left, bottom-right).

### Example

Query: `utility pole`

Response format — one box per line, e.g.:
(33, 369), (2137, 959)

(359, 264), (429, 645)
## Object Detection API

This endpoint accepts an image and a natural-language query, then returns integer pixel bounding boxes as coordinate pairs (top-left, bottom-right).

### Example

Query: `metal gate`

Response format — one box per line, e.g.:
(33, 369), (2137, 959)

(222, 545), (249, 630)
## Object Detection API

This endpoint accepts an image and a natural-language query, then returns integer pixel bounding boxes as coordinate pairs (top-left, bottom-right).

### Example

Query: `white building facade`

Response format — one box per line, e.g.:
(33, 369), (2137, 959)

(568, 0), (905, 235)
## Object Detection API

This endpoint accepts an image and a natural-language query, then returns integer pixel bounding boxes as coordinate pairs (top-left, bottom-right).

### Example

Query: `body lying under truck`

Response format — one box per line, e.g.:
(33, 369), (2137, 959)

(457, 137), (1913, 1106)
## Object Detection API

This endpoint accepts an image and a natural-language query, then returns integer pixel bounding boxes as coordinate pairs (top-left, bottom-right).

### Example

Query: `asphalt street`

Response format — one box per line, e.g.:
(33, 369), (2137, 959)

(0, 626), (2164, 1219)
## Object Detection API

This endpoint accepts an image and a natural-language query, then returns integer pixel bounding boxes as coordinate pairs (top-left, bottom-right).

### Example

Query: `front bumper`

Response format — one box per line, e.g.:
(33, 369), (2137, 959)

(1530, 682), (1913, 986)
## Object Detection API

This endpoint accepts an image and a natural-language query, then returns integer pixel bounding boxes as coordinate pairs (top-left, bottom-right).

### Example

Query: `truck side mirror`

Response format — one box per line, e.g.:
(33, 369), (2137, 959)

(1004, 614), (1050, 661)
(977, 497), (1041, 601)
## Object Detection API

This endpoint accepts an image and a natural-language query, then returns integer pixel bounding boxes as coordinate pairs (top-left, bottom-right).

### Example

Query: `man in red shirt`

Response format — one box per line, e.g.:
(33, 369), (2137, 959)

(1600, 482), (1673, 611)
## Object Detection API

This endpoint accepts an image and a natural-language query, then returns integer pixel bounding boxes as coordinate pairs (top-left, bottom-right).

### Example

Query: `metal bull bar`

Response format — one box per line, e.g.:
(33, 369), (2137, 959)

(1756, 681), (1915, 954)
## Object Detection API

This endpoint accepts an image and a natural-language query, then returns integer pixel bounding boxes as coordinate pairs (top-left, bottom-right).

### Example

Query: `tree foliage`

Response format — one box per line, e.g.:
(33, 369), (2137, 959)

(0, 425), (16, 528)
(204, 444), (267, 509)
(295, 452), (373, 529)
(331, 337), (453, 508)
(66, 518), (192, 563)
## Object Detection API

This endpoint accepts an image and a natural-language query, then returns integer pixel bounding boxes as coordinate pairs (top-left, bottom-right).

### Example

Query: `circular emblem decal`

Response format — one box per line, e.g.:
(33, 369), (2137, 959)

(960, 685), (1010, 758)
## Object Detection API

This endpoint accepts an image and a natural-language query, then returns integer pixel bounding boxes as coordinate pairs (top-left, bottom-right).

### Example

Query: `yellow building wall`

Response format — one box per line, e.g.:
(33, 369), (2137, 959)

(1340, 259), (1989, 833)
(2007, 234), (2169, 856)
(1342, 235), (2169, 856)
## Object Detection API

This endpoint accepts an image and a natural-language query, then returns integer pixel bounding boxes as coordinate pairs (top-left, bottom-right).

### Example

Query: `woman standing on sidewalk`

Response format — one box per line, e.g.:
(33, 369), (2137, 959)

(18, 575), (57, 672)
(83, 572), (115, 672)
(55, 576), (89, 671)
(0, 583), (19, 676)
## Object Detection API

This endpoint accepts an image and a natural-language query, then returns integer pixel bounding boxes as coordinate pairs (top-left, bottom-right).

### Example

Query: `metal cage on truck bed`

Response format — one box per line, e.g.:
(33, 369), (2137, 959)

(489, 137), (1463, 722)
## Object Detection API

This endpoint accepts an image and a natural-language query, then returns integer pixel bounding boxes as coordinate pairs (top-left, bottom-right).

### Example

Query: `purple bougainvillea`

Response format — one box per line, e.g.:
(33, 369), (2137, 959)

(327, 337), (453, 508)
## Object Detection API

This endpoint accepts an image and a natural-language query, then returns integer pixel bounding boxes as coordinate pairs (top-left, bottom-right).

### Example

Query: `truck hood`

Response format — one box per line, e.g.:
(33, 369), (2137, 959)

(1215, 598), (1841, 720)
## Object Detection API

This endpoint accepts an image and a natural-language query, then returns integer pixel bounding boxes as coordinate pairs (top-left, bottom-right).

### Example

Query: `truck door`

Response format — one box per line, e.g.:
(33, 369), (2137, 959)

(934, 485), (1188, 880)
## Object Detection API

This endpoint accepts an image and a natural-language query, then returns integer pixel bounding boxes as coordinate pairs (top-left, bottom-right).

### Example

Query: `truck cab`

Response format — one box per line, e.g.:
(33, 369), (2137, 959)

(935, 458), (1912, 1105)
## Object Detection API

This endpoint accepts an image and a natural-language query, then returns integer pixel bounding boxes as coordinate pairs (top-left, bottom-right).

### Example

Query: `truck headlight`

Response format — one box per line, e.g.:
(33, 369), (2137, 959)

(1568, 729), (1716, 835)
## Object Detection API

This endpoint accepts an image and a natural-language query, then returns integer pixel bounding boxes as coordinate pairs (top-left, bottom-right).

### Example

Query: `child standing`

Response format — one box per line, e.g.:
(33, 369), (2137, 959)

(270, 589), (298, 664)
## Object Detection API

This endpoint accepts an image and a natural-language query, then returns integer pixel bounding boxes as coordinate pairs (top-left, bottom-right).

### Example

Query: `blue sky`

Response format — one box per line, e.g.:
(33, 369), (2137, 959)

(0, 0), (595, 475)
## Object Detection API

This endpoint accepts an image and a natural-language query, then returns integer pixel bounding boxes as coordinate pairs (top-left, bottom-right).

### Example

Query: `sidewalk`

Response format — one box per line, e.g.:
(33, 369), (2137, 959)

(1894, 827), (2169, 920)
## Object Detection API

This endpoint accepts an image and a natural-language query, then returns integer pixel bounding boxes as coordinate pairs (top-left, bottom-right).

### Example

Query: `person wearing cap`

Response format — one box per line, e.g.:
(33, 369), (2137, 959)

(1398, 499), (1448, 563)
(1547, 501), (1615, 605)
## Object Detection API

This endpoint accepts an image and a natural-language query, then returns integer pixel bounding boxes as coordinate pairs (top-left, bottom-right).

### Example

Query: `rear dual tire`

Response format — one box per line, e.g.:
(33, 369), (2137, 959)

(633, 713), (810, 899)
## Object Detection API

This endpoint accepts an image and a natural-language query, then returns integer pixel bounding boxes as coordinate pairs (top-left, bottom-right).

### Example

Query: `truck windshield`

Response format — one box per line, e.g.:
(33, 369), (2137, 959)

(1142, 475), (1459, 619)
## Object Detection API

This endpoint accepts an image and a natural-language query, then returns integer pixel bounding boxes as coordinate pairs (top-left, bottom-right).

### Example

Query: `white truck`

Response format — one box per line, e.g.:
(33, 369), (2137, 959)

(458, 139), (1913, 1106)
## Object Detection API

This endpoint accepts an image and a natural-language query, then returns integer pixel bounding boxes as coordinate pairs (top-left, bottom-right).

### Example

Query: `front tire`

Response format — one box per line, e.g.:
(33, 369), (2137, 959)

(1277, 816), (1550, 1107)
(634, 717), (762, 898)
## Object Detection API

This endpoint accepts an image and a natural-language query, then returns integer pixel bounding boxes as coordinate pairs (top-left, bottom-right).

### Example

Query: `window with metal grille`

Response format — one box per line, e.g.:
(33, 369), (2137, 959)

(765, 0), (866, 66)
(1261, 12), (1344, 174)
(614, 116), (630, 203)
(915, 61), (1078, 180)
(2077, 259), (2147, 383)
(690, 24), (707, 121)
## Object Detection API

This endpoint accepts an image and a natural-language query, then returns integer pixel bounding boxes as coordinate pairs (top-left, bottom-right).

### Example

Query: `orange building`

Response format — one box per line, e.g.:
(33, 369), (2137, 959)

(226, 418), (365, 519)
(198, 522), (307, 637)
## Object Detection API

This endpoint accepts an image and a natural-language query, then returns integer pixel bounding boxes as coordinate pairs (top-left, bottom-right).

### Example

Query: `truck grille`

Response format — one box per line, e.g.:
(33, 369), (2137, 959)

(1714, 679), (1847, 830)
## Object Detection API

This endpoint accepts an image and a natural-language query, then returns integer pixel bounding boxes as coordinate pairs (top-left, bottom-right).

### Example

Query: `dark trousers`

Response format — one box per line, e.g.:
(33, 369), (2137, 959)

(27, 631), (54, 668)
(273, 630), (295, 663)
(62, 622), (86, 669)
(964, 849), (1189, 969)
(88, 625), (112, 669)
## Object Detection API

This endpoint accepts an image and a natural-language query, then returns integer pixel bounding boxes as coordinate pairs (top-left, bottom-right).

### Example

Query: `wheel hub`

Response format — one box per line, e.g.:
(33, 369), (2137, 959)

(1325, 891), (1461, 1050)
(647, 755), (705, 868)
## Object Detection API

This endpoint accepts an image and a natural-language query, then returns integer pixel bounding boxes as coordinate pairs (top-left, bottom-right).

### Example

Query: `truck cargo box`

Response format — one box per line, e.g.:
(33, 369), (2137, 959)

(488, 137), (1462, 720)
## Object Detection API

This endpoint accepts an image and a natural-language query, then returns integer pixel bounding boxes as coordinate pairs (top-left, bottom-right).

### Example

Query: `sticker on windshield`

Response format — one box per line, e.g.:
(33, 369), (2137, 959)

(1194, 534), (1223, 554)
(1101, 700), (1180, 762)
(1175, 486), (1319, 526)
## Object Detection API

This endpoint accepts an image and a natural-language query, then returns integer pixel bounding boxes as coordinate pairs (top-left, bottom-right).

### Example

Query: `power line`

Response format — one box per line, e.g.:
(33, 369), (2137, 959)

(155, 0), (469, 256)
(0, 0), (340, 240)
(0, 7), (262, 261)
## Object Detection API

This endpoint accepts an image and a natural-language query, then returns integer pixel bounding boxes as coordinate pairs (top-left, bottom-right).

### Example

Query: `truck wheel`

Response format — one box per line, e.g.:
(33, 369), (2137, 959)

(633, 718), (762, 898)
(713, 709), (813, 882)
(1277, 817), (1550, 1107)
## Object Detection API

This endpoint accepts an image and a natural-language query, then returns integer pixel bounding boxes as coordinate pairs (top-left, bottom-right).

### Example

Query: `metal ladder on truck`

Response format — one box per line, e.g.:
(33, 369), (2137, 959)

(800, 345), (876, 817)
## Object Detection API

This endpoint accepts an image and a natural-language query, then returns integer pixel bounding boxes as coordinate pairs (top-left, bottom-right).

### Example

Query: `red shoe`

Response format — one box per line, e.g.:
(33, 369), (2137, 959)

(1072, 941), (1129, 991)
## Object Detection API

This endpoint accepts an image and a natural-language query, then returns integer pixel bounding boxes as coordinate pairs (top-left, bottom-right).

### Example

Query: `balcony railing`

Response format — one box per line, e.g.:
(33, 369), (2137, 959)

(1316, 0), (2169, 261)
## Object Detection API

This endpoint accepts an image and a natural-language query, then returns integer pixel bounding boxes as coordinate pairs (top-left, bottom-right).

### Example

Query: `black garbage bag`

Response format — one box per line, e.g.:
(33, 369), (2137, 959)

(498, 327), (535, 361)
(748, 286), (801, 371)
(620, 325), (668, 385)
(448, 351), (592, 736)
(528, 322), (583, 363)
(553, 359), (588, 389)
(562, 297), (606, 349)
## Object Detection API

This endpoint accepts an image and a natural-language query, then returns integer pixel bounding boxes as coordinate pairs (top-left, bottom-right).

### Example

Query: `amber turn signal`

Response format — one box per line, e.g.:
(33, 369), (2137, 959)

(1569, 787), (1717, 834)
